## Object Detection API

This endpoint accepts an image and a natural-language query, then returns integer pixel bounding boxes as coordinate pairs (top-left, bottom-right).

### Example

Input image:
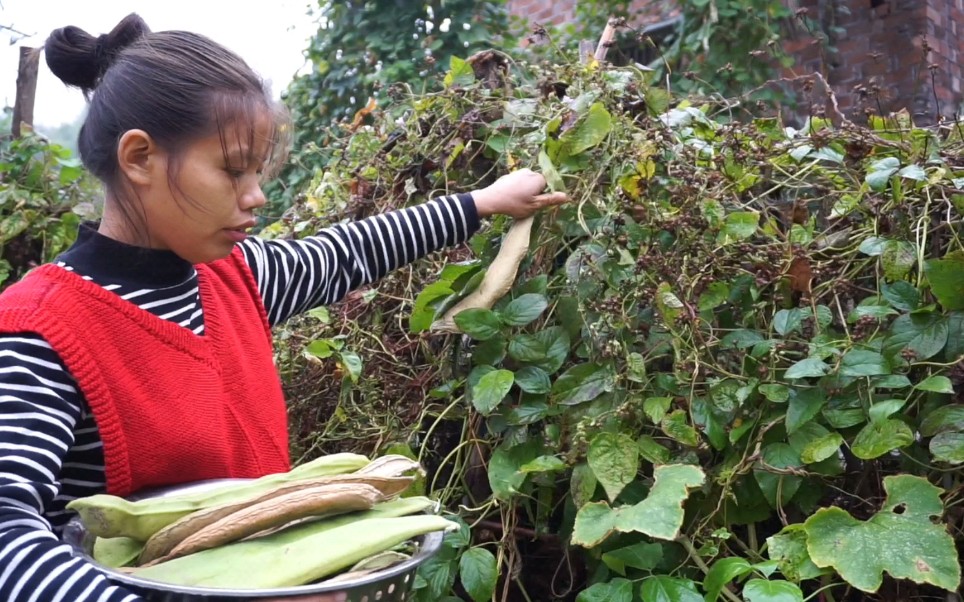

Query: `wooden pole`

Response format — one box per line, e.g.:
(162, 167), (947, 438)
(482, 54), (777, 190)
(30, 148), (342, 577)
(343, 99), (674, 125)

(12, 46), (41, 138)
(593, 18), (620, 62)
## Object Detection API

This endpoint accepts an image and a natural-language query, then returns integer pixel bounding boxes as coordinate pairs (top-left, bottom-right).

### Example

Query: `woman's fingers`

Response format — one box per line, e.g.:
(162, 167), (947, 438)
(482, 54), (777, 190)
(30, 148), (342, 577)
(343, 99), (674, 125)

(532, 192), (568, 208)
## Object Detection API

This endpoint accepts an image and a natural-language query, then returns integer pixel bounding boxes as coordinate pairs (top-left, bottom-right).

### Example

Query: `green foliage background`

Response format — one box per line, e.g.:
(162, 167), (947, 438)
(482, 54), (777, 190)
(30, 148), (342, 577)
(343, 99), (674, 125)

(265, 0), (511, 218)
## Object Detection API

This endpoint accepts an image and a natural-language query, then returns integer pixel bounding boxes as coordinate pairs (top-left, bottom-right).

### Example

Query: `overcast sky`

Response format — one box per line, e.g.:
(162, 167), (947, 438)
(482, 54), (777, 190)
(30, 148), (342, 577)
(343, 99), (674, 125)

(2, 0), (317, 128)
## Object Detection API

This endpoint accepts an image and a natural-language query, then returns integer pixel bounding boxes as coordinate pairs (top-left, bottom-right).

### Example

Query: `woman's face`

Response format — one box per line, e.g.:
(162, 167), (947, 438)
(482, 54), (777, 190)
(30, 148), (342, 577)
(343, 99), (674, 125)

(140, 110), (273, 264)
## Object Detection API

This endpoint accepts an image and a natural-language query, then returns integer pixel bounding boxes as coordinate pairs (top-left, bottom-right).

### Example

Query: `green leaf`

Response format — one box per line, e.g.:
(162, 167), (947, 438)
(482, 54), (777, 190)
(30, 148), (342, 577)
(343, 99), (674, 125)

(784, 358), (830, 379)
(721, 329), (765, 349)
(848, 304), (898, 322)
(851, 419), (914, 459)
(601, 543), (663, 575)
(560, 102), (612, 155)
(704, 557), (754, 602)
(487, 440), (541, 501)
(410, 281), (455, 333)
(661, 410), (701, 447)
(754, 443), (803, 508)
(800, 432), (844, 464)
(759, 384), (790, 403)
(881, 241), (917, 281)
(897, 164), (927, 180)
(881, 281), (920, 311)
(914, 375), (954, 394)
(454, 308), (502, 340)
(338, 351), (363, 383)
(839, 349), (890, 377)
(471, 336), (506, 366)
(920, 405), (964, 436)
(577, 578), (633, 602)
(551, 362), (615, 406)
(644, 396), (673, 424)
(506, 399), (548, 425)
(924, 252), (964, 310)
(803, 475), (961, 592)
(639, 575), (703, 602)
(767, 525), (826, 582)
(656, 284), (684, 325)
(570, 463), (597, 508)
(514, 366), (551, 394)
(742, 579), (804, 602)
(773, 308), (805, 336)
(519, 455), (566, 474)
(416, 548), (456, 600)
(859, 236), (889, 256)
(471, 370), (514, 415)
(588, 432), (639, 502)
(459, 547), (497, 602)
(508, 326), (570, 373)
(718, 211), (760, 244)
(871, 374), (912, 389)
(884, 313), (948, 362)
(444, 55), (476, 88)
(538, 150), (566, 192)
(865, 157), (899, 190)
(930, 432), (964, 464)
(500, 293), (549, 327)
(944, 312), (964, 361)
(868, 399), (906, 422)
(787, 389), (826, 434)
(710, 379), (752, 413)
(626, 351), (647, 383)
(638, 435), (672, 464)
(304, 339), (338, 359)
(571, 464), (705, 547)
(698, 282), (730, 312)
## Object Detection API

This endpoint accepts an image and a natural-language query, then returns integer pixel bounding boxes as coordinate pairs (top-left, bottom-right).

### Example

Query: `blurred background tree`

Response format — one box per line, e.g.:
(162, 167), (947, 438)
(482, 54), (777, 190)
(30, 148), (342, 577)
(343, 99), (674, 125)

(266, 0), (514, 219)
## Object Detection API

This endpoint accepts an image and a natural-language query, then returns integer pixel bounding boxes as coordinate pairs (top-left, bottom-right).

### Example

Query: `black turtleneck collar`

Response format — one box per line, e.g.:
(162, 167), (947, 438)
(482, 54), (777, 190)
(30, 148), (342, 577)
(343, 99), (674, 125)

(56, 223), (195, 289)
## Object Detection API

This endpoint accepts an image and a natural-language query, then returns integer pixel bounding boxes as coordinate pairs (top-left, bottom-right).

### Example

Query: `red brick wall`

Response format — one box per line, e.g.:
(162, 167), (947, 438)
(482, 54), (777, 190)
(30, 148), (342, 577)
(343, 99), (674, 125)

(925, 0), (963, 121)
(785, 0), (959, 124)
(507, 0), (964, 124)
(505, 0), (578, 26)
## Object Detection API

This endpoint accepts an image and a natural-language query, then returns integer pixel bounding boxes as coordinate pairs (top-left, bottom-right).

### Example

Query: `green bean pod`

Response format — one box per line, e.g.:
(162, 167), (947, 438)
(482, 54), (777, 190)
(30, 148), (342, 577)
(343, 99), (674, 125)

(134, 511), (454, 588)
(68, 453), (371, 541)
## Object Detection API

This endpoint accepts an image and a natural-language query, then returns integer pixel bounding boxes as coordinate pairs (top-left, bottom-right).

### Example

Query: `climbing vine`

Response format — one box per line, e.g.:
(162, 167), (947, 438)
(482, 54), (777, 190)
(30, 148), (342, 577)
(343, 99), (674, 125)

(273, 41), (964, 601)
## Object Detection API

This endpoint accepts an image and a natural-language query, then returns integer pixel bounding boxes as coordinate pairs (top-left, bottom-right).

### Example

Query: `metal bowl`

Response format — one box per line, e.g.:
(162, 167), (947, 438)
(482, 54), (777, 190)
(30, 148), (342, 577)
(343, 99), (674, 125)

(63, 479), (443, 602)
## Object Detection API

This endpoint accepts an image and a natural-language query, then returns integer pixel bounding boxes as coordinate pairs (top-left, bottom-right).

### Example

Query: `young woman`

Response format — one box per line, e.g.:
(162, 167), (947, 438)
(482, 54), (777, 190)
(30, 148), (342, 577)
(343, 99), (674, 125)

(0, 13), (565, 601)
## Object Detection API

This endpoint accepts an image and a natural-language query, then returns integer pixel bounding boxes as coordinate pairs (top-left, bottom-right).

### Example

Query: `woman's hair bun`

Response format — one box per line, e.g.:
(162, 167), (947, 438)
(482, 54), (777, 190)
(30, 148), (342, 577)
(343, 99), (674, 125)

(44, 13), (150, 94)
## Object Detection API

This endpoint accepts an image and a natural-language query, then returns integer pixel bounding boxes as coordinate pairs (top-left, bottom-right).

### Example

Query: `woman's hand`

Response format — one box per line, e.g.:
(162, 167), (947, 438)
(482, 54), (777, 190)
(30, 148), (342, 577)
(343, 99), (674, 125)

(471, 169), (568, 219)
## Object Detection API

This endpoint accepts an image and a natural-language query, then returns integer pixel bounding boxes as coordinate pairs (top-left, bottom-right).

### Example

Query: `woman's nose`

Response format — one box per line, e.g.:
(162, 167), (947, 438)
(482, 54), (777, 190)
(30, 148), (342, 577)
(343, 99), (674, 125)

(240, 180), (267, 211)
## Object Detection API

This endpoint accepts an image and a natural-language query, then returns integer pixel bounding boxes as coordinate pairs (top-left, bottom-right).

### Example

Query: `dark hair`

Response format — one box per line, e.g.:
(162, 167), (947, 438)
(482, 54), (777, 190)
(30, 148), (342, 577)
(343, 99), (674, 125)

(44, 14), (289, 220)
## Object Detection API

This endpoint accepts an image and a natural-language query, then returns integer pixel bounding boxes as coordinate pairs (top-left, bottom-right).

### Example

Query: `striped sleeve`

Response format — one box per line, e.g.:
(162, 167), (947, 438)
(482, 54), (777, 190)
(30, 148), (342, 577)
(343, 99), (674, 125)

(0, 334), (143, 602)
(241, 193), (480, 326)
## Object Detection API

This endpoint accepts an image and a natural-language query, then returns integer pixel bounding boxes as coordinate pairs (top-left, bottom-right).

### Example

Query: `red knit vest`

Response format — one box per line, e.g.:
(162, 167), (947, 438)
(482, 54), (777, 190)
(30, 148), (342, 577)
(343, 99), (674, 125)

(0, 248), (290, 497)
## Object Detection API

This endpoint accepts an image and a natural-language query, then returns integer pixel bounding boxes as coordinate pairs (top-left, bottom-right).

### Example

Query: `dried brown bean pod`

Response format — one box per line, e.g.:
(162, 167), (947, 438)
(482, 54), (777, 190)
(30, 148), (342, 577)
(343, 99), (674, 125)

(432, 214), (536, 333)
(139, 475), (412, 564)
(142, 483), (383, 566)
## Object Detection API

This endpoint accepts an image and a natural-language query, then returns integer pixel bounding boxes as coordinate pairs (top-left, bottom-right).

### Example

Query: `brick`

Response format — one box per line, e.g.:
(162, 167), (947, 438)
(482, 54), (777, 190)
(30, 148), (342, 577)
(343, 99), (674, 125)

(504, 0), (963, 125)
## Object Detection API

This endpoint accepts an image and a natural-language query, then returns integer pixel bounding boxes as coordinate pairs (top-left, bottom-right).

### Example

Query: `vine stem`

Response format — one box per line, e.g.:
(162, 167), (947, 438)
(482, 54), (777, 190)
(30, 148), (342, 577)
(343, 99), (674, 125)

(675, 535), (743, 602)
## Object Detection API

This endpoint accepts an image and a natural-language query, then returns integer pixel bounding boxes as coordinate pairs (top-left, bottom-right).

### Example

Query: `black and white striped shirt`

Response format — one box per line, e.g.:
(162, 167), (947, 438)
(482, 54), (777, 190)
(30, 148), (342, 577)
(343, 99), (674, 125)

(0, 194), (478, 601)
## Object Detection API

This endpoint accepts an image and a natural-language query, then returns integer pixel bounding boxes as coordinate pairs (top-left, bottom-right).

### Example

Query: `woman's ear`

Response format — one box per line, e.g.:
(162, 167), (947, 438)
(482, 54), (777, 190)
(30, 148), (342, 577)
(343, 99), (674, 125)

(116, 129), (163, 187)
